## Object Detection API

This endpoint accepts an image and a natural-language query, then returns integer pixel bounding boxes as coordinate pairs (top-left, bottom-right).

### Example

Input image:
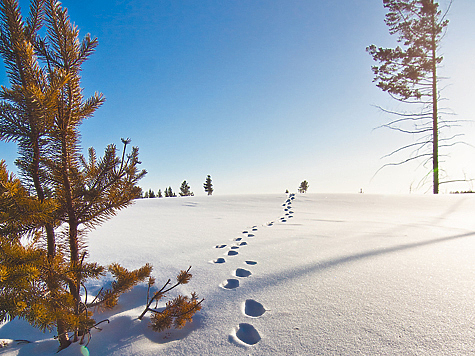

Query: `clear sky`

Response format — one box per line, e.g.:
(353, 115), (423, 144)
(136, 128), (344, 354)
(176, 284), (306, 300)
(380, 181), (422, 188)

(1, 0), (474, 195)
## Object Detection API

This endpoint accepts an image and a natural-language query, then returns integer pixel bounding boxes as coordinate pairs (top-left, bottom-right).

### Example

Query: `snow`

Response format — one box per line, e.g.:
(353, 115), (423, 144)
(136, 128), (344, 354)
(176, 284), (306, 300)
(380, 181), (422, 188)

(2, 193), (475, 355)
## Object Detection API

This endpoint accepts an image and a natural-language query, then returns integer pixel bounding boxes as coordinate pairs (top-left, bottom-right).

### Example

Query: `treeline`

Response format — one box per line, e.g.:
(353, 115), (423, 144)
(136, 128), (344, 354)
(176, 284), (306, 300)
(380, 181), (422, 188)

(141, 175), (213, 198)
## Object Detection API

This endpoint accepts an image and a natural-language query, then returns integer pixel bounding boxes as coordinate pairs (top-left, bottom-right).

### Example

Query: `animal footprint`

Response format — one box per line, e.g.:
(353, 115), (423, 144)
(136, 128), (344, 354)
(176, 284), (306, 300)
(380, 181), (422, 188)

(239, 241), (248, 246)
(247, 234), (255, 238)
(213, 257), (226, 264)
(233, 323), (261, 345)
(244, 299), (266, 317)
(235, 268), (252, 277)
(234, 237), (242, 241)
(221, 279), (239, 289)
(245, 261), (257, 265)
(242, 230), (248, 234)
(215, 244), (227, 248)
(231, 246), (239, 250)
(228, 250), (239, 256)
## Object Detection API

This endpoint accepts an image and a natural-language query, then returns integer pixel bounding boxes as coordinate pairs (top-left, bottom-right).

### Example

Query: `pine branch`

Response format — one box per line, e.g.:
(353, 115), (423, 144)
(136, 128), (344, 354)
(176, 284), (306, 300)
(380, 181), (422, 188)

(138, 267), (193, 321)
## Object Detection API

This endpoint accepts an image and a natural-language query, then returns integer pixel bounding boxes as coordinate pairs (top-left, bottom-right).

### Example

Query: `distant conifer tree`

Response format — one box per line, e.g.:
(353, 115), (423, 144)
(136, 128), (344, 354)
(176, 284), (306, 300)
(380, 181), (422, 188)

(148, 189), (156, 198)
(298, 180), (309, 193)
(166, 186), (176, 197)
(157, 189), (163, 198)
(203, 175), (213, 195)
(179, 180), (194, 196)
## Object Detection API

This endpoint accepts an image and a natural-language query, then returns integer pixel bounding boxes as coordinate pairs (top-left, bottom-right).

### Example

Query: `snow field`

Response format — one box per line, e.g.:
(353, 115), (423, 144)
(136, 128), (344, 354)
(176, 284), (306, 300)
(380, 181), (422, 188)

(1, 193), (475, 355)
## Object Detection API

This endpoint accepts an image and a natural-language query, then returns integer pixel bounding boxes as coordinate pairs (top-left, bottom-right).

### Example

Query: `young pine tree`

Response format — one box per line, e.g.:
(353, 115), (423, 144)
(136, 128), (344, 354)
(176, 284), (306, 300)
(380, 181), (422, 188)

(203, 175), (213, 195)
(298, 180), (309, 193)
(166, 186), (176, 197)
(179, 180), (194, 196)
(0, 0), (150, 350)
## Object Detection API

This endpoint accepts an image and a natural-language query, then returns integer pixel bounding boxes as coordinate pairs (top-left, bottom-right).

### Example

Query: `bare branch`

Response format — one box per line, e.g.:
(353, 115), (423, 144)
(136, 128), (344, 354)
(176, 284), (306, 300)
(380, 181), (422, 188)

(373, 153), (433, 179)
(440, 178), (475, 186)
(381, 141), (431, 159)
(372, 105), (433, 118)
(378, 124), (432, 134)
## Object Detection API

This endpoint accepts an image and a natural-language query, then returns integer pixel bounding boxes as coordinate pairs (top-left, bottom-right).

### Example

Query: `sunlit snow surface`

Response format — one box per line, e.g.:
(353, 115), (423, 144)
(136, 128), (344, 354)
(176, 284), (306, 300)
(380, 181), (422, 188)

(1, 193), (475, 355)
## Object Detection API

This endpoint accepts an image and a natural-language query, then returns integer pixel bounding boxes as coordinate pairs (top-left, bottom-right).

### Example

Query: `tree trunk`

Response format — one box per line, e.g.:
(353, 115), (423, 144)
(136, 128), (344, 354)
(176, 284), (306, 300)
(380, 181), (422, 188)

(60, 132), (82, 341)
(32, 136), (57, 255)
(431, 3), (439, 194)
(56, 319), (71, 351)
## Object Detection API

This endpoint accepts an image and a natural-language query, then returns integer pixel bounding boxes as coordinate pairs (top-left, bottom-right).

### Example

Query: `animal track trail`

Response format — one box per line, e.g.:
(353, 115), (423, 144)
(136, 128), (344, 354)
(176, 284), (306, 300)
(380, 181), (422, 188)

(219, 194), (296, 347)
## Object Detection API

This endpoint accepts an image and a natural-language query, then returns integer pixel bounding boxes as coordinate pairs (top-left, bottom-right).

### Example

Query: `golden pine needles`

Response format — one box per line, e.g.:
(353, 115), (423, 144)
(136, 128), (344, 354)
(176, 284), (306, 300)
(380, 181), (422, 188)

(139, 267), (204, 332)
(0, 0), (202, 348)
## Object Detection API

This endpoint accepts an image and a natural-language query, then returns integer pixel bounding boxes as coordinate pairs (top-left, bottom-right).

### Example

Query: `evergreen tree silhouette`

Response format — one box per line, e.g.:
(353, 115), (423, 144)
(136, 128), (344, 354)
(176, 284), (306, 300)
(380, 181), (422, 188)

(298, 180), (309, 193)
(203, 175), (213, 195)
(179, 180), (194, 196)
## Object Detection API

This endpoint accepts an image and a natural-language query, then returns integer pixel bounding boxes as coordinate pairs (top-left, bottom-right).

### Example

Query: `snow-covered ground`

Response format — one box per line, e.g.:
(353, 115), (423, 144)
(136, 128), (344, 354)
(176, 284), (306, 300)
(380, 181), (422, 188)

(2, 193), (475, 355)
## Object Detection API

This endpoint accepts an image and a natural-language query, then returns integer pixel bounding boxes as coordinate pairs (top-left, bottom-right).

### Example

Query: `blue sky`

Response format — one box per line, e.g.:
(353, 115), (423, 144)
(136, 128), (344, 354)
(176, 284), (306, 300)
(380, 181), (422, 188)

(1, 0), (474, 195)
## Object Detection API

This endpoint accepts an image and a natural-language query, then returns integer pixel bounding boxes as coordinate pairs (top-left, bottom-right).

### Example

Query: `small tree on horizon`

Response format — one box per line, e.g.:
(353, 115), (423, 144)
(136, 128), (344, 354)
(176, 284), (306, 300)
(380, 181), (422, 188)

(203, 175), (213, 195)
(179, 180), (194, 196)
(298, 180), (309, 193)
(157, 189), (163, 198)
(165, 186), (176, 197)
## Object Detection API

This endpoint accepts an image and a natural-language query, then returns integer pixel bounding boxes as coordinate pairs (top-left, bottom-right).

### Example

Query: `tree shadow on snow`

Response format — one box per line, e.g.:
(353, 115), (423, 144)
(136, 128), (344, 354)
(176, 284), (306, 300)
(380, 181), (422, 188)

(247, 230), (475, 292)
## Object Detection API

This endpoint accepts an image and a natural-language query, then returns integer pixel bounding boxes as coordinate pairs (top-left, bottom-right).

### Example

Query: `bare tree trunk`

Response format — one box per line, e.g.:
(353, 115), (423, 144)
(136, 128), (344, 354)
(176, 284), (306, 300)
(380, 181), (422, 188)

(431, 3), (439, 194)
